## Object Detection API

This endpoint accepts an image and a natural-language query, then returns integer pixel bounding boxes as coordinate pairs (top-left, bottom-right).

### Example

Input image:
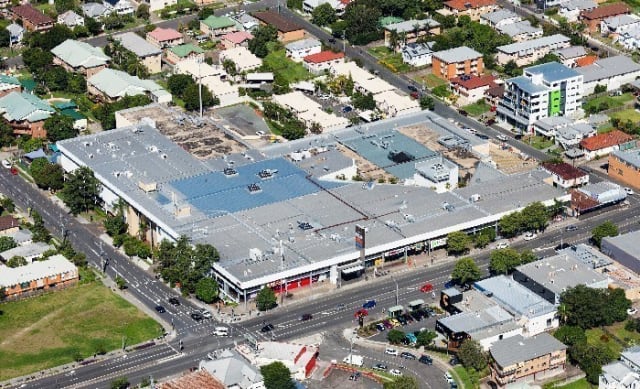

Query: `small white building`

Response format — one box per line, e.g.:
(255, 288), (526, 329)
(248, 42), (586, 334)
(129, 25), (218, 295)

(57, 10), (84, 28)
(576, 55), (640, 95)
(402, 42), (434, 67)
(6, 23), (24, 45)
(480, 9), (521, 28)
(412, 155), (458, 192)
(373, 90), (420, 117)
(600, 347), (640, 389)
(601, 14), (640, 38)
(219, 47), (262, 73)
(285, 38), (322, 61)
(303, 51), (345, 74)
(103, 0), (134, 15)
(559, 0), (597, 23)
(496, 20), (543, 42)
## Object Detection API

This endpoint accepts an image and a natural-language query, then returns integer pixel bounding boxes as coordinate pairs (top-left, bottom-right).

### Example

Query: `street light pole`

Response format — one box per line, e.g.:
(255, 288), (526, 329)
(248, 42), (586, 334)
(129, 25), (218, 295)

(392, 276), (399, 306)
(198, 58), (203, 119)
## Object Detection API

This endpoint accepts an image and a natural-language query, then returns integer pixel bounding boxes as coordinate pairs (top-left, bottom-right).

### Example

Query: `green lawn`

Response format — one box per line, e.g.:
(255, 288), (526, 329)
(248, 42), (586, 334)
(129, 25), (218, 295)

(453, 366), (473, 389)
(0, 277), (163, 380)
(523, 135), (555, 150)
(462, 101), (491, 117)
(611, 109), (640, 123)
(415, 73), (447, 89)
(583, 93), (633, 113)
(545, 378), (594, 389)
(263, 49), (313, 84)
(367, 46), (411, 73)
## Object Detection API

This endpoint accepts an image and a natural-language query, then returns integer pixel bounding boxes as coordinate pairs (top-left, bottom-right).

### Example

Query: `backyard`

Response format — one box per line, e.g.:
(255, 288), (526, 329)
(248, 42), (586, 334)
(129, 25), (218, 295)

(583, 92), (634, 113)
(462, 101), (491, 117)
(522, 135), (555, 150)
(0, 274), (163, 380)
(610, 108), (640, 123)
(413, 73), (447, 89)
(368, 46), (411, 73)
(263, 48), (314, 84)
(544, 378), (593, 389)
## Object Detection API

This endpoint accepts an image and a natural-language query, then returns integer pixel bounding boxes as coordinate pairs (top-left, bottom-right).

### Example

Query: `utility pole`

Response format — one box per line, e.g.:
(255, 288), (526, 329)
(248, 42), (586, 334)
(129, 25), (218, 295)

(342, 30), (346, 53)
(198, 57), (203, 118)
(392, 276), (399, 306)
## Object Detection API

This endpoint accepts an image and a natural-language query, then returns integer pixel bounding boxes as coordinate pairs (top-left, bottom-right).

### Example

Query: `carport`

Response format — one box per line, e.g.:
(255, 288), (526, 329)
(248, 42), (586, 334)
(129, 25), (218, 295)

(408, 299), (424, 311)
(387, 305), (404, 318)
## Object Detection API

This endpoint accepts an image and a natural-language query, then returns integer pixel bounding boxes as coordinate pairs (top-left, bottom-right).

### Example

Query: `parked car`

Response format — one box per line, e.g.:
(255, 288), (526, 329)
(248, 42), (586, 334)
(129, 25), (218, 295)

(496, 134), (508, 142)
(201, 309), (212, 319)
(261, 323), (274, 332)
(449, 356), (459, 366)
(376, 323), (386, 331)
(401, 352), (417, 360)
(523, 231), (537, 241)
(300, 313), (313, 321)
(410, 311), (422, 322)
(444, 372), (454, 384)
(408, 85), (418, 92)
(385, 348), (398, 356)
(458, 109), (468, 116)
(444, 280), (456, 289)
(342, 106), (353, 113)
(373, 363), (387, 371)
(168, 297), (180, 306)
(565, 225), (578, 232)
(625, 187), (635, 195)
(155, 305), (166, 313)
(496, 241), (509, 249)
(405, 333), (417, 345)
(555, 243), (572, 251)
(419, 355), (433, 365)
(1, 159), (11, 169)
(402, 313), (413, 324)
(420, 283), (433, 293)
(628, 308), (638, 315)
(397, 315), (407, 326)
(328, 38), (336, 43)
(476, 133), (489, 140)
(383, 320), (393, 329)
(390, 318), (402, 327)
(410, 91), (420, 99)
(390, 369), (403, 376)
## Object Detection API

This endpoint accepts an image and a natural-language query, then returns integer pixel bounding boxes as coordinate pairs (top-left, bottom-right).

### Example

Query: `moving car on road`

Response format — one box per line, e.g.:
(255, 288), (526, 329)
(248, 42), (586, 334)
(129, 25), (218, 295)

(300, 313), (313, 321)
(419, 355), (433, 365)
(400, 352), (417, 360)
(363, 300), (376, 309)
(261, 323), (274, 332)
(155, 305), (166, 313)
(420, 283), (433, 293)
(373, 363), (387, 371)
(523, 232), (537, 241)
(191, 312), (204, 321)
(497, 134), (508, 142)
(390, 369), (402, 376)
(385, 348), (398, 356)
(168, 297), (180, 306)
(565, 225), (578, 231)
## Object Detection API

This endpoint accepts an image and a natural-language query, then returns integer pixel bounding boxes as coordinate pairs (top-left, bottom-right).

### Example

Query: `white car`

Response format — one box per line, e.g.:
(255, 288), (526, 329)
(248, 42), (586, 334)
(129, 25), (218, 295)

(497, 134), (508, 142)
(625, 187), (635, 195)
(201, 309), (212, 319)
(444, 372), (454, 384)
(496, 241), (509, 249)
(385, 348), (398, 356)
(256, 131), (266, 136)
(628, 308), (638, 315)
(390, 369), (402, 377)
(523, 232), (537, 241)
(1, 159), (11, 169)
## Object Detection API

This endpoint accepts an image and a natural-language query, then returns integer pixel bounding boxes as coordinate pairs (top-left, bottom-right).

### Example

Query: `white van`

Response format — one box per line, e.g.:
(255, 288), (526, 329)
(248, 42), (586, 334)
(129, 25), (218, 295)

(213, 327), (229, 337)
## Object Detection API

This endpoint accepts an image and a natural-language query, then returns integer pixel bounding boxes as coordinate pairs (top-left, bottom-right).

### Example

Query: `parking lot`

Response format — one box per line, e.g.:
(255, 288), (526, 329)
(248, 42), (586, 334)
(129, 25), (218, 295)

(368, 307), (440, 344)
(309, 367), (383, 389)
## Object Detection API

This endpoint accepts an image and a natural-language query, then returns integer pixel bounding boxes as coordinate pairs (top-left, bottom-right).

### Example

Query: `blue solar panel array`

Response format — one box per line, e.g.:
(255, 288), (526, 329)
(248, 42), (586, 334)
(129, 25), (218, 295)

(169, 158), (324, 216)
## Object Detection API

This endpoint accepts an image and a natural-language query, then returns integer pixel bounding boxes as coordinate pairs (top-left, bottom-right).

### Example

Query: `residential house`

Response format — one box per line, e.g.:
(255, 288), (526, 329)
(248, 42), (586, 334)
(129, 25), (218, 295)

(484, 83), (505, 107)
(200, 16), (237, 37)
(5, 229), (33, 246)
(165, 43), (205, 65)
(0, 75), (21, 98)
(579, 130), (635, 160)
(402, 42), (434, 67)
(556, 122), (597, 149)
(450, 74), (496, 106)
(88, 68), (172, 103)
(199, 349), (264, 389)
(614, 25), (640, 50)
(51, 39), (110, 78)
(553, 46), (588, 67)
(174, 58), (239, 106)
(144, 0), (177, 12)
(480, 9), (521, 27)
(373, 90), (421, 117)
(285, 38), (321, 60)
(57, 10), (84, 28)
(159, 370), (226, 389)
(601, 14), (640, 38)
(236, 341), (319, 381)
(273, 91), (349, 132)
(600, 347), (640, 389)
(0, 215), (19, 235)
(6, 23), (24, 45)
(1, 242), (55, 262)
(497, 20), (543, 42)
(441, 0), (498, 21)
(581, 3), (631, 33)
(496, 34), (571, 66)
(489, 334), (567, 385)
(233, 13), (259, 31)
(513, 254), (608, 304)
(577, 55), (640, 94)
(114, 32), (162, 74)
(253, 11), (305, 42)
(221, 31), (253, 49)
(330, 61), (395, 95)
(383, 19), (441, 50)
(103, 0), (135, 15)
(608, 147), (640, 190)
(10, 4), (54, 32)
(0, 255), (78, 300)
(81, 2), (109, 19)
(0, 92), (55, 138)
(303, 51), (345, 74)
(302, 0), (344, 14)
(431, 46), (484, 80)
(497, 62), (583, 130)
(559, 0), (597, 23)
(219, 46), (262, 73)
(146, 27), (183, 48)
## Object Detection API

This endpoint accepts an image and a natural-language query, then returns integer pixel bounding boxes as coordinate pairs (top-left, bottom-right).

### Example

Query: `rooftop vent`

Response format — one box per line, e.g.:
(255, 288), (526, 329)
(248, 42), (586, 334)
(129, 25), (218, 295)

(249, 248), (263, 261)
(247, 183), (262, 193)
(298, 221), (313, 231)
(442, 202), (455, 212)
(223, 167), (238, 176)
(258, 169), (278, 179)
(139, 181), (157, 193)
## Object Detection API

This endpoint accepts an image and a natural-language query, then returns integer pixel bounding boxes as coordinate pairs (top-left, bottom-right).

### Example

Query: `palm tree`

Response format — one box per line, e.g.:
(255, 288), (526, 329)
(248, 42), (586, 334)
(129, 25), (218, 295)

(388, 29), (399, 51)
(309, 121), (323, 134)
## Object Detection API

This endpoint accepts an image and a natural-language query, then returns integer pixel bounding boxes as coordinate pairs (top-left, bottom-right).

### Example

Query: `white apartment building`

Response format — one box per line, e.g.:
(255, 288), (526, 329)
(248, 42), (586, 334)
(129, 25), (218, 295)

(559, 0), (597, 22)
(496, 34), (571, 66)
(576, 55), (640, 94)
(402, 43), (434, 67)
(497, 61), (583, 130)
(601, 347), (640, 389)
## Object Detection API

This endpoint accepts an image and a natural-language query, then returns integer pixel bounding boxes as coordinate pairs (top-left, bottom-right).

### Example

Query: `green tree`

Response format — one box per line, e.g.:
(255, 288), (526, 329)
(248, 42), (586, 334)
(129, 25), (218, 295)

(570, 341), (616, 384)
(155, 236), (219, 294)
(195, 277), (219, 303)
(451, 257), (481, 286)
(248, 24), (278, 58)
(489, 248), (521, 274)
(92, 95), (151, 130)
(446, 231), (471, 255)
(419, 95), (434, 110)
(67, 73), (87, 94)
(22, 47), (53, 73)
(110, 376), (129, 389)
(458, 339), (487, 371)
(521, 201), (549, 231)
(42, 66), (69, 91)
(115, 275), (126, 289)
(384, 376), (419, 389)
(222, 58), (237, 77)
(499, 211), (524, 238)
(7, 255), (27, 268)
(136, 3), (150, 19)
(592, 221), (618, 248)
(312, 3), (337, 26)
(519, 249), (537, 265)
(503, 60), (520, 77)
(103, 213), (128, 237)
(28, 25), (74, 51)
(85, 17), (103, 35)
(553, 325), (586, 346)
(351, 91), (376, 110)
(31, 210), (51, 242)
(474, 233), (491, 249)
(343, 3), (382, 45)
(261, 361), (295, 389)
(287, 0), (303, 9)
(416, 329), (437, 347)
(30, 158), (64, 191)
(183, 83), (219, 111)
(45, 114), (78, 142)
(0, 236), (17, 251)
(594, 84), (607, 94)
(1, 197), (15, 213)
(0, 29), (9, 48)
(387, 329), (406, 344)
(60, 166), (102, 215)
(561, 285), (631, 328)
(167, 74), (195, 97)
(256, 286), (277, 311)
(54, 0), (76, 14)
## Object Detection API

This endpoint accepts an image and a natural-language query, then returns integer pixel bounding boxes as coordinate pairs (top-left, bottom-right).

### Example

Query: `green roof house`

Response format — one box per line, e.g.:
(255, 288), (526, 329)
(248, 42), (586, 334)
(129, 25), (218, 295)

(51, 39), (110, 77)
(0, 74), (22, 98)
(379, 16), (404, 27)
(166, 43), (205, 64)
(200, 15), (238, 37)
(0, 92), (55, 138)
(87, 68), (172, 104)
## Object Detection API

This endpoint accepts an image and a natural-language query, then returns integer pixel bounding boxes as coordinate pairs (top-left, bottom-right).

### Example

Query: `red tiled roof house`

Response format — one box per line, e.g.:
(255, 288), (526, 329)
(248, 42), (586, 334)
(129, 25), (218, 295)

(221, 31), (254, 49)
(541, 162), (589, 188)
(450, 74), (496, 106)
(303, 51), (345, 74)
(442, 0), (499, 21)
(579, 130), (635, 160)
(146, 27), (184, 48)
(0, 215), (20, 236)
(10, 4), (54, 32)
(580, 3), (630, 33)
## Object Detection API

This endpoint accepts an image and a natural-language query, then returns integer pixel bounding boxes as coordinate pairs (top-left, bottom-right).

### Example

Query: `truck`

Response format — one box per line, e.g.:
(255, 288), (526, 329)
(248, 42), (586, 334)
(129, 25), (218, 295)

(343, 354), (364, 367)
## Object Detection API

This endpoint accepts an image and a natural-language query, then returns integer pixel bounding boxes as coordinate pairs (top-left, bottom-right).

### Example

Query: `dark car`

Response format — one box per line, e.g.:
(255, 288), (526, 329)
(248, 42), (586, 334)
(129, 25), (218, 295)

(397, 316), (407, 326)
(410, 311), (422, 322)
(486, 118), (496, 126)
(476, 133), (489, 140)
(458, 109), (468, 116)
(328, 37), (336, 44)
(191, 312), (203, 321)
(555, 243), (572, 251)
(565, 225), (578, 232)
(449, 356), (459, 366)
(444, 280), (456, 289)
(342, 106), (353, 113)
(383, 320), (393, 329)
(373, 363), (387, 371)
(168, 297), (180, 306)
(408, 85), (418, 92)
(488, 381), (498, 389)
(300, 313), (313, 321)
(401, 352), (417, 360)
(155, 305), (166, 313)
(419, 355), (433, 365)
(376, 323), (386, 332)
(363, 299), (376, 309)
(402, 313), (413, 323)
(261, 323), (274, 333)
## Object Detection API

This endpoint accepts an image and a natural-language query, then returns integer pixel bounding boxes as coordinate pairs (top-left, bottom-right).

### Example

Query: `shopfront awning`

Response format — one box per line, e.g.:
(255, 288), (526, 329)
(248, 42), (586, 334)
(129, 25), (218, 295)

(341, 265), (364, 274)
(408, 299), (425, 308)
(388, 305), (404, 313)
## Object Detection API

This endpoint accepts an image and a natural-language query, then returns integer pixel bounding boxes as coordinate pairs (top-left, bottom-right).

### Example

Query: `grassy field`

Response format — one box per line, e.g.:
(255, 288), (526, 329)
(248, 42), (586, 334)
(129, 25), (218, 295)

(585, 320), (640, 361)
(583, 93), (633, 113)
(453, 366), (474, 389)
(545, 378), (594, 389)
(0, 278), (163, 380)
(368, 46), (411, 73)
(610, 108), (640, 123)
(462, 101), (491, 117)
(263, 49), (313, 84)
(523, 135), (555, 150)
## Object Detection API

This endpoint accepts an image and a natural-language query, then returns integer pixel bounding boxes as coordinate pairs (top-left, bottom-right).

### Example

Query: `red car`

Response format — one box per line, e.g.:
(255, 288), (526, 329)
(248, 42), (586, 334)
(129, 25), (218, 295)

(354, 308), (368, 318)
(410, 92), (419, 99)
(420, 283), (433, 293)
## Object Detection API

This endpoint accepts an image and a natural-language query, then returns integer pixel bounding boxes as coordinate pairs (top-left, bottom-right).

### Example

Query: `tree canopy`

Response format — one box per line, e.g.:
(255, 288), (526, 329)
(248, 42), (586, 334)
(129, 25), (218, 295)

(451, 257), (481, 286)
(195, 277), (219, 303)
(312, 3), (337, 26)
(183, 83), (218, 111)
(7, 256), (27, 268)
(343, 2), (382, 45)
(387, 329), (406, 344)
(591, 221), (618, 248)
(260, 361), (295, 389)
(60, 166), (102, 215)
(256, 286), (277, 311)
(0, 236), (17, 252)
(560, 285), (631, 329)
(155, 236), (220, 294)
(499, 201), (549, 237)
(489, 248), (537, 274)
(30, 210), (51, 243)
(431, 21), (511, 56)
(446, 231), (471, 256)
(30, 158), (64, 191)
(458, 339), (487, 371)
(45, 114), (78, 142)
(248, 25), (278, 58)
